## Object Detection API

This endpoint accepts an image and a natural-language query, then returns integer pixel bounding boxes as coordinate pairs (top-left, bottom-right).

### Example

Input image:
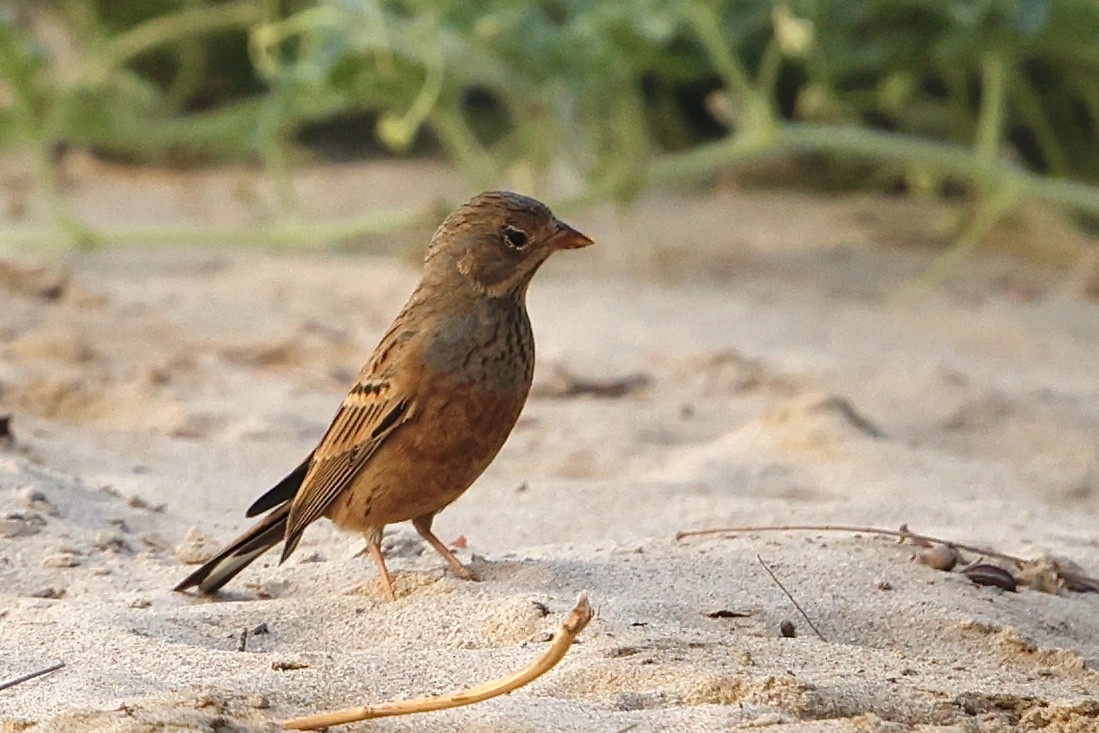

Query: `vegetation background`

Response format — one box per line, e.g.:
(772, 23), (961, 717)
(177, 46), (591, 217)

(3, 7), (1099, 728)
(3, 0), (1099, 259)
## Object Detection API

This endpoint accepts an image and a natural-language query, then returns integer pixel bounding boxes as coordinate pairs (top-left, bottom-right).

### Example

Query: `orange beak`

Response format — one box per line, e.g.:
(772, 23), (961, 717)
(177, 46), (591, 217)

(550, 219), (594, 250)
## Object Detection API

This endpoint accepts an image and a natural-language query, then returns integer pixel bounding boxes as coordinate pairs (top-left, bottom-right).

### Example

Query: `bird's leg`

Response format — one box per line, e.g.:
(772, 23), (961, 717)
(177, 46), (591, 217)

(412, 515), (474, 580)
(366, 539), (397, 601)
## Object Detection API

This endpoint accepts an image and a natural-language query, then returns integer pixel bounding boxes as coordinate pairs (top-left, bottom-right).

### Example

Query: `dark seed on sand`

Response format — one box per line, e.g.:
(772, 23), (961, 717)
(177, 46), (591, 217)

(964, 564), (1017, 591)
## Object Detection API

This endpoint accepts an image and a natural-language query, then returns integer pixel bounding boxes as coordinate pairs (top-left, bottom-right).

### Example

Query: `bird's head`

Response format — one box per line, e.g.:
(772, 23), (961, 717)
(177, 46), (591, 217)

(424, 191), (593, 299)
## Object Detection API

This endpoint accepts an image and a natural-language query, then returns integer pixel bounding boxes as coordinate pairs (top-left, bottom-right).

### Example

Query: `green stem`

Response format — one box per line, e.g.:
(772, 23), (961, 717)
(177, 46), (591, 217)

(427, 103), (499, 189)
(684, 2), (777, 141)
(649, 123), (1099, 217)
(756, 38), (784, 101)
(902, 191), (1018, 297)
(974, 52), (1006, 163)
(164, 0), (208, 112)
(91, 0), (265, 76)
(683, 3), (755, 102)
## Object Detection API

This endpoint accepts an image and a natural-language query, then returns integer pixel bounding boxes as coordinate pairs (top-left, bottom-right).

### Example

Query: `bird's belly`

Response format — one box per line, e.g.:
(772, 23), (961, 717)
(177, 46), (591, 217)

(324, 378), (528, 532)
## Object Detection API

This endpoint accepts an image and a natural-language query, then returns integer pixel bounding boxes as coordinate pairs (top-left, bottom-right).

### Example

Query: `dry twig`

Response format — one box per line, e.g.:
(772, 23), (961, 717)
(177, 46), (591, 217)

(756, 555), (827, 641)
(0, 661), (65, 692)
(677, 523), (1099, 593)
(282, 593), (594, 730)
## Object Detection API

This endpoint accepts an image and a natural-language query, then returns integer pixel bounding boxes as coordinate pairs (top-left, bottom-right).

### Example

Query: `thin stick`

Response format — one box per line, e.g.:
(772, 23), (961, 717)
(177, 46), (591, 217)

(679, 523), (1099, 593)
(676, 523), (1025, 565)
(282, 593), (594, 730)
(756, 556), (826, 642)
(0, 661), (65, 692)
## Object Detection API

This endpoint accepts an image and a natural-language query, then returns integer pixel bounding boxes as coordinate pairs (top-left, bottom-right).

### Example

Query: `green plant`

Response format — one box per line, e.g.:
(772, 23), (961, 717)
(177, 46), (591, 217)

(1, 0), (1098, 257)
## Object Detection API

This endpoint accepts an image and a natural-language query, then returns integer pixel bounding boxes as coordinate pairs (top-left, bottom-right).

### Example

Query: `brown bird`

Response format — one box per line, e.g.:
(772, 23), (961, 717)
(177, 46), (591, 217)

(174, 191), (592, 600)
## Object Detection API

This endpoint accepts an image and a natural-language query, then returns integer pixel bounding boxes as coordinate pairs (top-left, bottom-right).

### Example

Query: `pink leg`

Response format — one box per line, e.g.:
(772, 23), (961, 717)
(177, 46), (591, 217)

(413, 515), (474, 580)
(366, 540), (397, 601)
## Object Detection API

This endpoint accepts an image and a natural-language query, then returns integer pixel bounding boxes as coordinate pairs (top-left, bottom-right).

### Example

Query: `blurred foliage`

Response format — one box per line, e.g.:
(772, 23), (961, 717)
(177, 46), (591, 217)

(1, 0), (1099, 248)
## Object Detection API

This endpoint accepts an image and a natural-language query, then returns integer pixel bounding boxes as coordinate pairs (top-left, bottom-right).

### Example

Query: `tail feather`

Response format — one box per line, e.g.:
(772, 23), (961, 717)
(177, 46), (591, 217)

(174, 503), (290, 594)
(246, 455), (311, 517)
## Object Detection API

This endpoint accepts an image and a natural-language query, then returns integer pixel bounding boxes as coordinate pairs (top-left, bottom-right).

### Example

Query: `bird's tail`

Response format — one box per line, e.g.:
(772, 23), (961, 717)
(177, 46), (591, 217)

(173, 503), (290, 594)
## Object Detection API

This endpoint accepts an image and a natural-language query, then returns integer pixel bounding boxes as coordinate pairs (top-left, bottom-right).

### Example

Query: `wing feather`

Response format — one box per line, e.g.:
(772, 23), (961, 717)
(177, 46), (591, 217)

(279, 378), (413, 562)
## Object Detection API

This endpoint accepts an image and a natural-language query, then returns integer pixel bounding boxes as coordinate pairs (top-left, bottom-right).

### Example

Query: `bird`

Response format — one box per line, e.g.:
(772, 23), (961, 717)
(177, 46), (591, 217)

(174, 191), (593, 600)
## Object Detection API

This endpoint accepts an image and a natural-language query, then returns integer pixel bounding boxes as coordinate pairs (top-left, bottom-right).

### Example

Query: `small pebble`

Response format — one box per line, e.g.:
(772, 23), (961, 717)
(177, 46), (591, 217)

(174, 528), (215, 565)
(43, 552), (81, 568)
(918, 545), (959, 571)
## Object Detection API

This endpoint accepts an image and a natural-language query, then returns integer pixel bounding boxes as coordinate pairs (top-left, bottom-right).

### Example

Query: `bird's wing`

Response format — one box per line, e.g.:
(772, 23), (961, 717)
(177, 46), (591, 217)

(280, 376), (414, 562)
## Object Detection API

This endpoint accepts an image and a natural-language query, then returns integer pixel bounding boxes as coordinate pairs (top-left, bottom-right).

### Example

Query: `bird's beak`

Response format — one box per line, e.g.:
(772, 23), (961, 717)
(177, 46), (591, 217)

(550, 219), (594, 250)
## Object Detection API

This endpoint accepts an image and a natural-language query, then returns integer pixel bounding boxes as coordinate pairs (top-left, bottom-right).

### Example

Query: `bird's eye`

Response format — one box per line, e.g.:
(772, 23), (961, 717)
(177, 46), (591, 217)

(501, 226), (529, 250)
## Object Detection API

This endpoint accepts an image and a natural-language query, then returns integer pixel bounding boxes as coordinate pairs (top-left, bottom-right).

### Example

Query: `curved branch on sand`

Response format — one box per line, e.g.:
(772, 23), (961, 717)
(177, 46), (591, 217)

(282, 592), (594, 730)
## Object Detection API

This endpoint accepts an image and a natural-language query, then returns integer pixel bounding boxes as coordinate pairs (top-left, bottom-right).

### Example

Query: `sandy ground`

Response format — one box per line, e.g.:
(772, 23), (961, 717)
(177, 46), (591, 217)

(2, 160), (1099, 732)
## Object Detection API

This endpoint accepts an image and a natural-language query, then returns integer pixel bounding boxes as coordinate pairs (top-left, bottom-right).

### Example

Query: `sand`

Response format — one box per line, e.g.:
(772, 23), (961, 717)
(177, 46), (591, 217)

(1, 160), (1098, 732)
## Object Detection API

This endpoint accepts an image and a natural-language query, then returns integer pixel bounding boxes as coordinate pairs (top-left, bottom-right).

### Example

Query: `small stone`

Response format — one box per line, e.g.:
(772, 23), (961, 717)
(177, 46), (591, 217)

(918, 545), (959, 572)
(43, 552), (81, 568)
(246, 694), (269, 709)
(780, 620), (797, 638)
(174, 528), (215, 565)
